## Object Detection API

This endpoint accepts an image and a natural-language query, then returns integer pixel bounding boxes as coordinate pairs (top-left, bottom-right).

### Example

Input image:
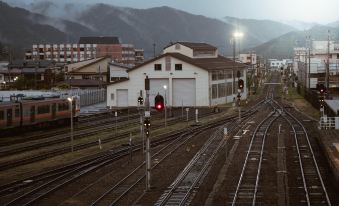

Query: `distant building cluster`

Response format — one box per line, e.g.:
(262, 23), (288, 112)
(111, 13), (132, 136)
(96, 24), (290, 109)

(294, 40), (339, 92)
(25, 37), (144, 66)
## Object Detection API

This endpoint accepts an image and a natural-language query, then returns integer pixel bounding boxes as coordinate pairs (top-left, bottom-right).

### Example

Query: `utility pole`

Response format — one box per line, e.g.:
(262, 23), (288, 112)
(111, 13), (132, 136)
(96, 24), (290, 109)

(308, 36), (311, 89)
(144, 76), (151, 190)
(326, 30), (330, 92)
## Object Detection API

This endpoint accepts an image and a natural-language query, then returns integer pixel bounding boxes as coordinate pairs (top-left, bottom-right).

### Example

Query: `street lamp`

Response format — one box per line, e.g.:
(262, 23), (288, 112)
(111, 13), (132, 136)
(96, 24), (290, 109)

(163, 85), (167, 128)
(67, 96), (74, 152)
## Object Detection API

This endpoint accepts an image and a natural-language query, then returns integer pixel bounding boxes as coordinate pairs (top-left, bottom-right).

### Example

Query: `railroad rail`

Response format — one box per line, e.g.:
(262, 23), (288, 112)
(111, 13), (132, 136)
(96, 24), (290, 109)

(231, 100), (280, 206)
(282, 111), (331, 205)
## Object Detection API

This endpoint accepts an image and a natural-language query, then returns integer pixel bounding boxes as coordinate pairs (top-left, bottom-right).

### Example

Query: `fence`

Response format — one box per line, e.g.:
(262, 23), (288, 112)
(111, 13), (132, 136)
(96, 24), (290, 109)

(67, 88), (106, 107)
(319, 116), (339, 130)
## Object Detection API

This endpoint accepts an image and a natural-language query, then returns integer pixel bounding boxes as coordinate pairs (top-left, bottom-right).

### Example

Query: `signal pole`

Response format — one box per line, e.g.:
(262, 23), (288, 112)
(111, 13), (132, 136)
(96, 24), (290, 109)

(144, 76), (151, 190)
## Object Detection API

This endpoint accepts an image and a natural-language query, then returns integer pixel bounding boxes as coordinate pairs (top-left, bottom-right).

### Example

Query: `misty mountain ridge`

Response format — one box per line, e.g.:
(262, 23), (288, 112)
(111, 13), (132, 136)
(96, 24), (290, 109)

(1, 1), (338, 60)
(252, 25), (339, 58)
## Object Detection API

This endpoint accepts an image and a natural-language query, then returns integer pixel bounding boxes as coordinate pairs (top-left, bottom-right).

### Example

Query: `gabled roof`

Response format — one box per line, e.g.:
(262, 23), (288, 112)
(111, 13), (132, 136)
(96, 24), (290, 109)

(127, 52), (247, 73)
(78, 36), (120, 44)
(164, 42), (217, 51)
(109, 62), (132, 69)
(68, 57), (108, 73)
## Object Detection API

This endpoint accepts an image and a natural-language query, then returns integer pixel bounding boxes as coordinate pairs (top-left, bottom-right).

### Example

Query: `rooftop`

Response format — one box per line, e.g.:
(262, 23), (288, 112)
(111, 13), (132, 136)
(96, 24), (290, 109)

(164, 42), (217, 51)
(128, 52), (247, 73)
(78, 36), (120, 45)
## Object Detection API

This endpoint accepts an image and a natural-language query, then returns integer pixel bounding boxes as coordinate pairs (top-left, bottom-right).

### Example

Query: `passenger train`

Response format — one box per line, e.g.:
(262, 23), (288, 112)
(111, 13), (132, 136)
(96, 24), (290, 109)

(0, 96), (80, 132)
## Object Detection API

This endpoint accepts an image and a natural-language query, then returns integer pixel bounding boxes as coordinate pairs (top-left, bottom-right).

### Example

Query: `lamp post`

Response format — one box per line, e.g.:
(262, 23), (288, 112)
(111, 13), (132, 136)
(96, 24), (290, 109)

(163, 85), (167, 128)
(67, 96), (74, 152)
(231, 32), (244, 94)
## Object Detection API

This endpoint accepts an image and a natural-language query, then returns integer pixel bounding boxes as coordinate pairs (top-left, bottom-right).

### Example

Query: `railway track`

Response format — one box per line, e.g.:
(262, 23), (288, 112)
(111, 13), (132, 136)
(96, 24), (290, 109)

(0, 110), (217, 171)
(282, 110), (331, 205)
(230, 100), (280, 205)
(153, 98), (269, 206)
(0, 109), (247, 206)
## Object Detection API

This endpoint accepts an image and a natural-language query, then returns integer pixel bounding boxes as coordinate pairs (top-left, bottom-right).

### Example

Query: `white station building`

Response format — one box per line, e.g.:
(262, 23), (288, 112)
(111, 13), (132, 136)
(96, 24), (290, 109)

(106, 42), (248, 108)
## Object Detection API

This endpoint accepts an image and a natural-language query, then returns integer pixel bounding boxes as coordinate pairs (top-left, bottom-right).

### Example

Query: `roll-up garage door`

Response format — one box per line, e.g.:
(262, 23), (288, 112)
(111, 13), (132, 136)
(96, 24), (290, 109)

(150, 79), (169, 107)
(117, 89), (128, 107)
(173, 78), (196, 106)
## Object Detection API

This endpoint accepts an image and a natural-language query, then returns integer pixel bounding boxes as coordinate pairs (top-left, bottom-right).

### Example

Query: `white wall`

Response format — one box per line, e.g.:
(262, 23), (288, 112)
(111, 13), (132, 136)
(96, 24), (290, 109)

(163, 44), (194, 58)
(109, 65), (128, 80)
(106, 55), (210, 107)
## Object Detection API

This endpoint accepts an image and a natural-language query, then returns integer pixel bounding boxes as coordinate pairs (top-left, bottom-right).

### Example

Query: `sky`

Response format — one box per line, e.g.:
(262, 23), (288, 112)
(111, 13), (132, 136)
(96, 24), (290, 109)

(5, 0), (339, 24)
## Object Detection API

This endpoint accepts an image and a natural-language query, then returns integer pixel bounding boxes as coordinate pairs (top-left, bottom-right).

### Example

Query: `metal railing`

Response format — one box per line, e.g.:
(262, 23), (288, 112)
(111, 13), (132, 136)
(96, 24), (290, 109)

(319, 116), (339, 129)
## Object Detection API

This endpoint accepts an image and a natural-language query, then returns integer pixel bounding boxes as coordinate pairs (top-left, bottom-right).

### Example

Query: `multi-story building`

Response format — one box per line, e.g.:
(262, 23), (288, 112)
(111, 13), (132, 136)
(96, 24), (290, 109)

(294, 41), (339, 92)
(25, 37), (144, 66)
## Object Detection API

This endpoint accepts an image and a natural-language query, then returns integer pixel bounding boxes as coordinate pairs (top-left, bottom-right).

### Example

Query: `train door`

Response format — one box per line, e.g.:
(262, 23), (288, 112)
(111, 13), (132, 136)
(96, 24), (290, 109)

(30, 106), (35, 123)
(6, 109), (12, 126)
(52, 103), (56, 119)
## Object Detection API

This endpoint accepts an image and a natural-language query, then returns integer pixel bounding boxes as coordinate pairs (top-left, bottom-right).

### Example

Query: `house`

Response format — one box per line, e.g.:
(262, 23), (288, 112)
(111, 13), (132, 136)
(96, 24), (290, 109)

(4, 60), (59, 89)
(64, 57), (111, 88)
(106, 42), (248, 108)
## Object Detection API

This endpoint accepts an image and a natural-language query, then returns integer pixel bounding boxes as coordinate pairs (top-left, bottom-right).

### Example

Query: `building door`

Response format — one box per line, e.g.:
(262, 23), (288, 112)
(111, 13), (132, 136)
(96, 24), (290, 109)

(150, 79), (169, 107)
(173, 78), (196, 107)
(117, 89), (128, 107)
(30, 106), (35, 123)
(6, 109), (12, 126)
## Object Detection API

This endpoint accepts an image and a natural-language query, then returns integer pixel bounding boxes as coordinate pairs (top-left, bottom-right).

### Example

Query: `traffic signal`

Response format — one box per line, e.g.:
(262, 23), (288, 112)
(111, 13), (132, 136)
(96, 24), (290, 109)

(144, 118), (150, 136)
(154, 94), (164, 111)
(238, 79), (244, 90)
(138, 96), (144, 105)
(318, 84), (326, 94)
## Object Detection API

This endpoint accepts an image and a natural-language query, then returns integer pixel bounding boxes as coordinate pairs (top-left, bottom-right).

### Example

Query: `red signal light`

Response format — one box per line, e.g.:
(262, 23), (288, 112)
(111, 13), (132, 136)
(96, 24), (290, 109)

(154, 94), (164, 112)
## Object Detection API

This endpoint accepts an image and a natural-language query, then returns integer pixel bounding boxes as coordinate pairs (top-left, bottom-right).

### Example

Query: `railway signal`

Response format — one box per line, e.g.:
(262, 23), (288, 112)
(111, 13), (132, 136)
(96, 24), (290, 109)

(319, 96), (325, 107)
(154, 94), (164, 112)
(138, 96), (144, 105)
(238, 79), (244, 90)
(318, 84), (326, 94)
(144, 118), (151, 136)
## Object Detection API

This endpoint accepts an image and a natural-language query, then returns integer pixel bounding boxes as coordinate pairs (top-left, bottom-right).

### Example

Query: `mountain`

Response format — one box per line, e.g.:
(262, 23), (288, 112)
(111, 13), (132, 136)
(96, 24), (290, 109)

(253, 25), (339, 58)
(223, 16), (296, 47)
(327, 20), (339, 28)
(280, 20), (320, 31)
(0, 2), (96, 59)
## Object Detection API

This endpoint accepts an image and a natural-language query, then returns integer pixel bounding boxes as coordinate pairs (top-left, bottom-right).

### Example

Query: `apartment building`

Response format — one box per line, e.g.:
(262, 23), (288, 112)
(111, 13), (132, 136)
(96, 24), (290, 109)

(25, 37), (144, 66)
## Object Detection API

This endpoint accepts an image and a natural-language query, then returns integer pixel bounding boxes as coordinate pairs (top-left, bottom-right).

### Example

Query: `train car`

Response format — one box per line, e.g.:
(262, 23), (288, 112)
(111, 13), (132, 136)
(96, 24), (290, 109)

(0, 101), (21, 129)
(0, 96), (80, 132)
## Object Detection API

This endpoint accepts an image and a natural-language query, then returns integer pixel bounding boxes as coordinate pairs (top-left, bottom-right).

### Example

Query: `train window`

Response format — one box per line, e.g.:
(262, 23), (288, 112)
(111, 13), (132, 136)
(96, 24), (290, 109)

(37, 105), (50, 114)
(0, 111), (4, 120)
(15, 108), (20, 117)
(58, 102), (69, 111)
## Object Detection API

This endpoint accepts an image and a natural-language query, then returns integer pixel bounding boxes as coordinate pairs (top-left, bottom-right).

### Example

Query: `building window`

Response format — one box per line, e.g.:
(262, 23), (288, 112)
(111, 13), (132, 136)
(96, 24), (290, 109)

(111, 93), (114, 100)
(218, 83), (225, 98)
(175, 64), (182, 71)
(175, 44), (180, 50)
(212, 71), (218, 81)
(154, 64), (162, 71)
(218, 70), (224, 80)
(212, 84), (218, 99)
